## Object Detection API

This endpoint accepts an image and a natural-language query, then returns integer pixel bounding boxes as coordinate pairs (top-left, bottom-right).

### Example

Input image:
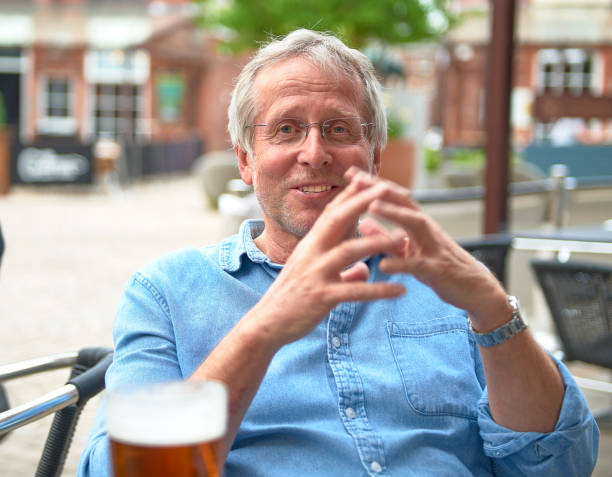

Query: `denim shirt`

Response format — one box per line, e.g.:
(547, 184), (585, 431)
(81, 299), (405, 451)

(78, 220), (598, 477)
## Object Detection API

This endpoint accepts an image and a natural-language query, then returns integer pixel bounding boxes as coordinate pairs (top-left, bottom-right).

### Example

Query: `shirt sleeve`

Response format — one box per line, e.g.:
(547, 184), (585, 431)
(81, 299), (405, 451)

(77, 271), (184, 477)
(477, 355), (599, 476)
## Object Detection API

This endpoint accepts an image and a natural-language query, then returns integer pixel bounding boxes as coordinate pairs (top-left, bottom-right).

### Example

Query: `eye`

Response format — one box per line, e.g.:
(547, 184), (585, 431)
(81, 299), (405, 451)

(325, 119), (354, 136)
(275, 119), (301, 136)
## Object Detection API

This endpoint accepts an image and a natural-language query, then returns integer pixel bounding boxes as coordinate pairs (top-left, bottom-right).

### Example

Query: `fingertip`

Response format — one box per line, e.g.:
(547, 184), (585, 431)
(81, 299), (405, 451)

(389, 228), (408, 242)
(392, 283), (406, 295)
(345, 166), (360, 179)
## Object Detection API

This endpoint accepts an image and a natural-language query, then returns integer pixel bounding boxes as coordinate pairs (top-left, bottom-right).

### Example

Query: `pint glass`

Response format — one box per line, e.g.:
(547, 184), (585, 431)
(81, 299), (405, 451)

(106, 380), (227, 477)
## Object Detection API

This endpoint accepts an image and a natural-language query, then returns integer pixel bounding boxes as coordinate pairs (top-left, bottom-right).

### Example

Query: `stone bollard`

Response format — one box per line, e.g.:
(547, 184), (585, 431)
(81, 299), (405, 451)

(548, 163), (575, 229)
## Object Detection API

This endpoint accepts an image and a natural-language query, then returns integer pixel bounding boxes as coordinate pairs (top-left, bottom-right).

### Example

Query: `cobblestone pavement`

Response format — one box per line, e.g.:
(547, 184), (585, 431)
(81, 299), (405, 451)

(0, 175), (228, 476)
(0, 174), (609, 475)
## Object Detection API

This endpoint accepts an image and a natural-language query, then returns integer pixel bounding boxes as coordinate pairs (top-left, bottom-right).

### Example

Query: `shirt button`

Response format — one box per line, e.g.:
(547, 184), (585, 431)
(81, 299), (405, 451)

(332, 336), (341, 348)
(370, 461), (382, 473)
(345, 407), (356, 419)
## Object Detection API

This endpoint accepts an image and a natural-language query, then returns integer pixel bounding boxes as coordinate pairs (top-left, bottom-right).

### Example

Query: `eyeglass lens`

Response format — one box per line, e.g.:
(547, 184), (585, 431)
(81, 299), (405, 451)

(255, 118), (369, 146)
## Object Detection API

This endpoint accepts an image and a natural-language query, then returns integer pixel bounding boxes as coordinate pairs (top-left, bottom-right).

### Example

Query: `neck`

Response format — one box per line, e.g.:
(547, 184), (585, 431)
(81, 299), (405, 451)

(254, 228), (299, 264)
(253, 219), (360, 265)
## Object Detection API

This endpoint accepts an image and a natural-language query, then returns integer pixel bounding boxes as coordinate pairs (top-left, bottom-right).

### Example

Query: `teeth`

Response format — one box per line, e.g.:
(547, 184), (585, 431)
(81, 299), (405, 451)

(300, 185), (333, 193)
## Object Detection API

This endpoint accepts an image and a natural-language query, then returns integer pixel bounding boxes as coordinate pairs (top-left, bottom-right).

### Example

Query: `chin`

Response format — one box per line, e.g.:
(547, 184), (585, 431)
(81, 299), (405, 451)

(283, 221), (314, 239)
(277, 214), (318, 239)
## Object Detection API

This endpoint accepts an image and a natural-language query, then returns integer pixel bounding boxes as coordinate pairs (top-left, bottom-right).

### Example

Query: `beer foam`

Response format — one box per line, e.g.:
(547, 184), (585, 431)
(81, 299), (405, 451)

(106, 380), (228, 446)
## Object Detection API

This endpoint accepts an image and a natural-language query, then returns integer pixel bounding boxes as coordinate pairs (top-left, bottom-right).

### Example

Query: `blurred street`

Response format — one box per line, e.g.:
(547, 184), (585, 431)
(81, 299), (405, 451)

(0, 173), (610, 475)
(0, 174), (228, 476)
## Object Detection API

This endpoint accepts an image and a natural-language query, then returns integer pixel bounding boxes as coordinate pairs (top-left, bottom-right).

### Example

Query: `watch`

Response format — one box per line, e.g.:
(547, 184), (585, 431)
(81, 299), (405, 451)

(468, 295), (528, 347)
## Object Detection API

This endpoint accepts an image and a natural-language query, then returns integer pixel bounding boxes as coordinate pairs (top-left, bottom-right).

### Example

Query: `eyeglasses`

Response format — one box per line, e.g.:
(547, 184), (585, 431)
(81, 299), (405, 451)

(245, 117), (374, 147)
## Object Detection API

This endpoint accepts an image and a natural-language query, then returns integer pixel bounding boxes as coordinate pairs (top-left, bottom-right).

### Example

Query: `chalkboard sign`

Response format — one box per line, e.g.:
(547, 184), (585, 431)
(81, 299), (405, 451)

(11, 139), (93, 185)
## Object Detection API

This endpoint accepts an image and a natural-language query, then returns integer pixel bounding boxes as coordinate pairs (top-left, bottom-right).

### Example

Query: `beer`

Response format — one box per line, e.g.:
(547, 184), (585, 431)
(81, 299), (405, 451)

(106, 380), (227, 477)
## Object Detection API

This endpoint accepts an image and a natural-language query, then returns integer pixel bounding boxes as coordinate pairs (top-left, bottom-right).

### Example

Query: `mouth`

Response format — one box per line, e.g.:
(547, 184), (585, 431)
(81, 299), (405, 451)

(297, 184), (335, 194)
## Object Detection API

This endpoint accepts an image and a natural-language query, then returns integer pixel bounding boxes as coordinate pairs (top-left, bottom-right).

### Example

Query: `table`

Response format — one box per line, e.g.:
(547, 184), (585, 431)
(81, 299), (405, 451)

(512, 221), (612, 257)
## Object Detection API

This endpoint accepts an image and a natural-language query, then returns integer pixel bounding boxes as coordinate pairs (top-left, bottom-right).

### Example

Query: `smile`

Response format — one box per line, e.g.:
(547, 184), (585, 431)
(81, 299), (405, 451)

(298, 185), (334, 194)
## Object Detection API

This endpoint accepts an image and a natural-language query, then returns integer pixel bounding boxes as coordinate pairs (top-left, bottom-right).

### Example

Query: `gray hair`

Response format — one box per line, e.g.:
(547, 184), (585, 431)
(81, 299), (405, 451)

(227, 29), (387, 159)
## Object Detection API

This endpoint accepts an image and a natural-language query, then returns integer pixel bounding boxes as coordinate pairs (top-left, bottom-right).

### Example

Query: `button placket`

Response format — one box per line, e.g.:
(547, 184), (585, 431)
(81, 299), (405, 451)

(327, 302), (389, 476)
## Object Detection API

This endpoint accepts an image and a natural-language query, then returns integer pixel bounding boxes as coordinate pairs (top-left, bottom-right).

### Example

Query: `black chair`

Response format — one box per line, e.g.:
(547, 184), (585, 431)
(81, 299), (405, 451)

(0, 347), (113, 477)
(531, 259), (612, 426)
(459, 234), (513, 287)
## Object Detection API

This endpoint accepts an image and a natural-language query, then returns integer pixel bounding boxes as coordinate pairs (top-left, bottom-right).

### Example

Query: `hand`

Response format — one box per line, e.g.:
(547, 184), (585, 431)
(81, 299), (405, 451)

(346, 168), (511, 330)
(246, 174), (407, 348)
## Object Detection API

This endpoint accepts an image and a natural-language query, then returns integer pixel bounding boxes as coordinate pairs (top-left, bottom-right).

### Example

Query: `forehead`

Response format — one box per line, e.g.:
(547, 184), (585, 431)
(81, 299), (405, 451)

(252, 57), (365, 120)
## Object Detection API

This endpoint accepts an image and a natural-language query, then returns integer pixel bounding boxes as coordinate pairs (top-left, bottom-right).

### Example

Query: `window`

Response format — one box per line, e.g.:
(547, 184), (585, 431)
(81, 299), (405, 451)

(46, 79), (70, 118)
(535, 48), (597, 143)
(93, 83), (142, 139)
(538, 48), (593, 95)
(37, 77), (76, 135)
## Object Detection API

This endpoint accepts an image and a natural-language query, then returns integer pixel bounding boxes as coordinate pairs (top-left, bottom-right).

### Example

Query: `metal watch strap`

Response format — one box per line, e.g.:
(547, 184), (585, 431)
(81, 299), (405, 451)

(468, 295), (528, 347)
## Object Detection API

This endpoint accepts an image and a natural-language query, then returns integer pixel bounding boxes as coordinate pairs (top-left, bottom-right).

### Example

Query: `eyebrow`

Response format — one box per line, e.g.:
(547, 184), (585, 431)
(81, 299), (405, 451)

(270, 108), (359, 120)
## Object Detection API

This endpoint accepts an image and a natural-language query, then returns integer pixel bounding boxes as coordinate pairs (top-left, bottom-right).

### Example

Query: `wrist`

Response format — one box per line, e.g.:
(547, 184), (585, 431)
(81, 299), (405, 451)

(468, 295), (528, 347)
(466, 290), (513, 333)
(240, 301), (293, 352)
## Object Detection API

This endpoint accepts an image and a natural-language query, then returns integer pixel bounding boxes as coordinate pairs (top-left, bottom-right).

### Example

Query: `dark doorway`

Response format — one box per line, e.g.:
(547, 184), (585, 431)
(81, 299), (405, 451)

(0, 73), (20, 128)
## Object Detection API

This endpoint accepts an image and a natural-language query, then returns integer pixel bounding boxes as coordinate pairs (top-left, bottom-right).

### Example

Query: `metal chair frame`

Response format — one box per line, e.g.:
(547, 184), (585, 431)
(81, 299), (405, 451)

(0, 347), (113, 477)
(531, 258), (612, 427)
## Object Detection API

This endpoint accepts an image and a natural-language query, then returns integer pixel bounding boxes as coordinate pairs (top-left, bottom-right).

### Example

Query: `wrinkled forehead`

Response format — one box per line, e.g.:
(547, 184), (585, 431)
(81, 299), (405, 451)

(252, 57), (367, 119)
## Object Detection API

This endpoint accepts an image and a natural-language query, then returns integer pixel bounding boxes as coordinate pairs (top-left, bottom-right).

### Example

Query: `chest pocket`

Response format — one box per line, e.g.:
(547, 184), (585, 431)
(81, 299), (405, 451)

(387, 316), (482, 420)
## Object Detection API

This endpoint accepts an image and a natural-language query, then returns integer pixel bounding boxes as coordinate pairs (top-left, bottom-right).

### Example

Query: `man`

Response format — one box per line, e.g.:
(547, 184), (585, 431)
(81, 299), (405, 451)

(79, 30), (598, 476)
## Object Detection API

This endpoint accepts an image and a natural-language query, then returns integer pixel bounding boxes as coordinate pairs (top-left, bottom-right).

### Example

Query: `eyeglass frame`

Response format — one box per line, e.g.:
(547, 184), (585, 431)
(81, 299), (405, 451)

(244, 117), (375, 147)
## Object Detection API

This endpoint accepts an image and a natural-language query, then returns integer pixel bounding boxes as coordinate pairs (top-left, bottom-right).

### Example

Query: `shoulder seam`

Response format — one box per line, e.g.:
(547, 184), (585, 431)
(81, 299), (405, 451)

(133, 272), (171, 318)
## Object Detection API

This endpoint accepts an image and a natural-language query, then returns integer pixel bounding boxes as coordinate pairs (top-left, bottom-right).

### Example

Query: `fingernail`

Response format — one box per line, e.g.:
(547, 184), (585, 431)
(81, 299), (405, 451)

(390, 228), (408, 241)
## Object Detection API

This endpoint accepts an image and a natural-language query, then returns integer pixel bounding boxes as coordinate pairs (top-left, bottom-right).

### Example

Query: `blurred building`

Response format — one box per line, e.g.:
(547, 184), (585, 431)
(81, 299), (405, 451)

(435, 0), (612, 150)
(0, 0), (243, 186)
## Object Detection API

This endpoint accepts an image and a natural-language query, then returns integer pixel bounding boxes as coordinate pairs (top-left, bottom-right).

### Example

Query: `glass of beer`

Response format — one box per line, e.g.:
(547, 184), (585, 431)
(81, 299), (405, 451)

(106, 380), (227, 477)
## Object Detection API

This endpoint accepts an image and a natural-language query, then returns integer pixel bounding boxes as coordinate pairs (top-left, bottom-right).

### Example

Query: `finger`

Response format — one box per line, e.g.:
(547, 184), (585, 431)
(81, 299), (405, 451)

(325, 281), (406, 303)
(379, 255), (421, 275)
(358, 216), (390, 237)
(359, 216), (409, 257)
(344, 165), (369, 182)
(324, 229), (407, 273)
(340, 261), (370, 282)
(307, 181), (393, 249)
(360, 212), (404, 234)
(326, 168), (375, 207)
(368, 200), (431, 243)
(346, 168), (419, 210)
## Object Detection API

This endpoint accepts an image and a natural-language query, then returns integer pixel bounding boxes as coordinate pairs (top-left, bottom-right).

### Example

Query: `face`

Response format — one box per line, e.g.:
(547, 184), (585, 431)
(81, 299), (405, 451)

(236, 57), (381, 249)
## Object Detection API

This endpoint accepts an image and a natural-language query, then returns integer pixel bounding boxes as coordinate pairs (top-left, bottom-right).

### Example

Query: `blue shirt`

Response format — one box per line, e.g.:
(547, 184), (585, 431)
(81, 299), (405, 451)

(78, 220), (599, 477)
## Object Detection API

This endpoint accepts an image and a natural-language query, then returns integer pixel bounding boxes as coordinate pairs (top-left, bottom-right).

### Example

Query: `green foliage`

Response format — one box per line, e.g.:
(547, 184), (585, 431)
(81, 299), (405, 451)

(448, 148), (486, 170)
(387, 114), (406, 140)
(424, 147), (441, 172)
(197, 0), (454, 52)
(0, 92), (6, 128)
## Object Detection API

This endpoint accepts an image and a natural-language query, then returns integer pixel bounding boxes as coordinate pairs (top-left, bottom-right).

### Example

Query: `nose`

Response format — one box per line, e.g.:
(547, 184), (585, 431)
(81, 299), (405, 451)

(296, 124), (332, 169)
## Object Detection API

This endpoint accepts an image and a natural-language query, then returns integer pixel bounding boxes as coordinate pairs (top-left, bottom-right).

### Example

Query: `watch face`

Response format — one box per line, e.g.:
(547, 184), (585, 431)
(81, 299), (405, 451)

(508, 295), (519, 313)
(470, 295), (528, 347)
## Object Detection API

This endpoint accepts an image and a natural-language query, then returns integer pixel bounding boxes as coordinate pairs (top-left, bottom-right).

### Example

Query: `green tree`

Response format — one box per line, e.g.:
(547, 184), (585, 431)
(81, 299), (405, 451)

(197, 0), (454, 52)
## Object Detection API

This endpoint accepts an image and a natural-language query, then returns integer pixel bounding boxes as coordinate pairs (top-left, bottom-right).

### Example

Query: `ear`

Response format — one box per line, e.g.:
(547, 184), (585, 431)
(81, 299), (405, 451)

(236, 146), (253, 185)
(371, 146), (382, 176)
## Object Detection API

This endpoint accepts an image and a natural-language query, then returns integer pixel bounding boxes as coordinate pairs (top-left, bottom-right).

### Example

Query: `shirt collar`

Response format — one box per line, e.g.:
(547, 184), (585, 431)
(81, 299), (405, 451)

(219, 218), (380, 277)
(219, 219), (281, 272)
